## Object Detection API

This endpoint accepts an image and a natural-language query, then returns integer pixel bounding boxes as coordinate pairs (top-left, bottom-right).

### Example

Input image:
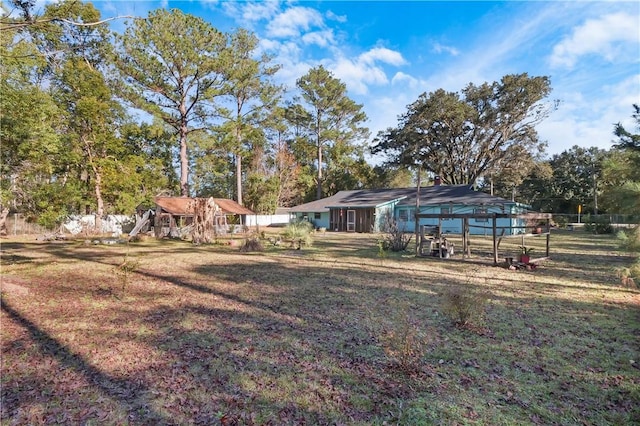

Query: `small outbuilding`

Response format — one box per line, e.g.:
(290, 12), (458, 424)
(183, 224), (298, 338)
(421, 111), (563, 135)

(152, 197), (254, 238)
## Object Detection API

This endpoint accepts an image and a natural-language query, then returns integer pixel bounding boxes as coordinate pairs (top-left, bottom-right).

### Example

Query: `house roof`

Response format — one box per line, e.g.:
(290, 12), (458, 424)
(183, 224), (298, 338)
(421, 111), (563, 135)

(154, 197), (254, 215)
(288, 186), (519, 213)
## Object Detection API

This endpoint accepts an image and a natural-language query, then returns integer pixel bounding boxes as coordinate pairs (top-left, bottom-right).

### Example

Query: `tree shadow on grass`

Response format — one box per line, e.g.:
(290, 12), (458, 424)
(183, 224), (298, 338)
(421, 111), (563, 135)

(0, 298), (174, 425)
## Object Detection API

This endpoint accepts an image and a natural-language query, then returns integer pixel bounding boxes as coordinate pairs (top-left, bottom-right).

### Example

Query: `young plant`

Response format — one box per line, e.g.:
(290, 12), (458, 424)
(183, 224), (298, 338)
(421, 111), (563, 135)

(441, 282), (490, 328)
(282, 220), (314, 248)
(374, 298), (437, 373)
(379, 212), (412, 252)
(115, 249), (140, 294)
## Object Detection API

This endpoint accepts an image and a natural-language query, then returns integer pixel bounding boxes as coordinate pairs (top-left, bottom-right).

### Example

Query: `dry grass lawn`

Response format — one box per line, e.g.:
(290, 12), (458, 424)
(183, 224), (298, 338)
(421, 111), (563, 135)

(1, 229), (639, 425)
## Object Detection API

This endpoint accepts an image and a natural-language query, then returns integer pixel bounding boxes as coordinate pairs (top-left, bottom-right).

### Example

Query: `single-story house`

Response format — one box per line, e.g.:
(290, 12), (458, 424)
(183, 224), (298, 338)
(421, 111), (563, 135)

(289, 184), (531, 235)
(152, 197), (254, 237)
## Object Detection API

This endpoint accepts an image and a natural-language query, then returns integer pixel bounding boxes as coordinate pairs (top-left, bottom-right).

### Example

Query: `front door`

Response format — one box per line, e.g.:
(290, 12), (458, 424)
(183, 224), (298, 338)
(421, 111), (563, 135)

(346, 210), (356, 232)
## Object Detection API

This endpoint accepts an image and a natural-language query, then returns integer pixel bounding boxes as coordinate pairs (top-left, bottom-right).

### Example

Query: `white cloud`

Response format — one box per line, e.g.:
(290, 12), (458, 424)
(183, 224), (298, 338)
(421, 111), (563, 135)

(432, 42), (460, 57)
(301, 30), (335, 47)
(332, 57), (388, 95)
(266, 6), (324, 38)
(391, 72), (420, 90)
(326, 10), (347, 23)
(239, 1), (281, 22)
(549, 12), (640, 69)
(537, 74), (640, 156)
(328, 47), (407, 95)
(359, 47), (407, 66)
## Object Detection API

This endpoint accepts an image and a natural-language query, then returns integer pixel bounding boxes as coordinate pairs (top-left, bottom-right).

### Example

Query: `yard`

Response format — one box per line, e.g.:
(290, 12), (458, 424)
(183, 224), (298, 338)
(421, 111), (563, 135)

(1, 230), (639, 425)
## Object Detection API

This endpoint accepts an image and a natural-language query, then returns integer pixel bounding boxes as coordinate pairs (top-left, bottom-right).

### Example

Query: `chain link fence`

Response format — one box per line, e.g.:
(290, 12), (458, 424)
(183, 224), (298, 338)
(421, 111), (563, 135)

(551, 214), (639, 229)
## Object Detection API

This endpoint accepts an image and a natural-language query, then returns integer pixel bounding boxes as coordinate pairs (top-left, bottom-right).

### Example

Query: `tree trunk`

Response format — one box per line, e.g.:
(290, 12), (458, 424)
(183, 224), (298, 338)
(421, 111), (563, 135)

(191, 197), (217, 244)
(0, 208), (9, 236)
(83, 135), (104, 233)
(179, 97), (189, 197)
(94, 170), (104, 233)
(236, 153), (243, 206)
(316, 139), (323, 200)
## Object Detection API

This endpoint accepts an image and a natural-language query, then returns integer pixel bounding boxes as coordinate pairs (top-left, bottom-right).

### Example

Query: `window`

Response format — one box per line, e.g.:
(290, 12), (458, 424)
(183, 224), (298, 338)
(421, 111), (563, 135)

(398, 208), (414, 222)
(440, 207), (452, 220)
(475, 208), (488, 222)
(314, 212), (321, 220)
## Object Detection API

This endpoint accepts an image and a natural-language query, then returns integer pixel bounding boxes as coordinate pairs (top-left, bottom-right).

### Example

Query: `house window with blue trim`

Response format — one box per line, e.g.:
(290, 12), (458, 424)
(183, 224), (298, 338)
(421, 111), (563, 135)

(474, 208), (488, 222)
(441, 207), (452, 220)
(398, 208), (414, 222)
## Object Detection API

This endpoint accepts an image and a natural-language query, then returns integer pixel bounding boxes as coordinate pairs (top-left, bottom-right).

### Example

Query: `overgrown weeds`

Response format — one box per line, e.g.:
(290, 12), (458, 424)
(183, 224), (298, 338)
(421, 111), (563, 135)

(240, 236), (264, 252)
(373, 298), (437, 373)
(441, 279), (490, 328)
(378, 213), (412, 252)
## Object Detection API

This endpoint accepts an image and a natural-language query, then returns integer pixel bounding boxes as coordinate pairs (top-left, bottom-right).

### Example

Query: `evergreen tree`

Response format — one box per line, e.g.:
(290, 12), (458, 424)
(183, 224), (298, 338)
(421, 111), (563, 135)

(115, 9), (227, 196)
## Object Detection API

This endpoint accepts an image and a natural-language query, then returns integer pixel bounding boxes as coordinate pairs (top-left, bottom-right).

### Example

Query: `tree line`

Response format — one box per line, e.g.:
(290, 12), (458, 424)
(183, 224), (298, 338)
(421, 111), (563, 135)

(1, 0), (638, 230)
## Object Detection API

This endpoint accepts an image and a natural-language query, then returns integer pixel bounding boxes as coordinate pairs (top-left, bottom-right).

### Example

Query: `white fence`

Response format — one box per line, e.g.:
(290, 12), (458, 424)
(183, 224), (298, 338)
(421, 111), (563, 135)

(63, 215), (135, 236)
(244, 214), (291, 227)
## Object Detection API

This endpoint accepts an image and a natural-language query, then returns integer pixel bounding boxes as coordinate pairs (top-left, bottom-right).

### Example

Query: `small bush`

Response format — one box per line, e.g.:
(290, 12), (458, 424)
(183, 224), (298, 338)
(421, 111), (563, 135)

(441, 285), (490, 327)
(617, 226), (640, 252)
(378, 213), (412, 252)
(553, 215), (568, 229)
(240, 236), (264, 252)
(584, 217), (613, 234)
(616, 262), (640, 288)
(115, 250), (140, 294)
(282, 220), (314, 247)
(375, 299), (437, 373)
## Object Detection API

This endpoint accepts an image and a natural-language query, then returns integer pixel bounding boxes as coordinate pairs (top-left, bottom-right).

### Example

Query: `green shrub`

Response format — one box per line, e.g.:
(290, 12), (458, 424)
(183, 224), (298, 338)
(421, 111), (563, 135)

(553, 215), (568, 229)
(36, 207), (67, 230)
(584, 217), (613, 234)
(282, 220), (314, 247)
(617, 226), (640, 252)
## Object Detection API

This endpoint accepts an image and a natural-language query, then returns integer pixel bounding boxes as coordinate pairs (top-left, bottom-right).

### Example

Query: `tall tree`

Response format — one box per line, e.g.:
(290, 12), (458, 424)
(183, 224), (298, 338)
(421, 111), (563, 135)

(546, 146), (608, 214)
(372, 73), (552, 186)
(602, 105), (640, 213)
(295, 66), (369, 199)
(115, 9), (227, 196)
(614, 104), (640, 152)
(216, 28), (281, 205)
(40, 0), (123, 231)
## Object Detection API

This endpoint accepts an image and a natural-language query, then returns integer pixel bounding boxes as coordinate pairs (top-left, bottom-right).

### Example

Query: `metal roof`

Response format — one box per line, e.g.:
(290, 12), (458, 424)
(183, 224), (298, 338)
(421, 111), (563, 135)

(154, 197), (255, 215)
(289, 186), (518, 213)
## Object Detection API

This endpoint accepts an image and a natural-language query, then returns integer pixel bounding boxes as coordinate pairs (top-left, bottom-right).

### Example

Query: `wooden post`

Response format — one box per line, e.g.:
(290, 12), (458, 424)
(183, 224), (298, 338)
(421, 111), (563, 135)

(546, 218), (550, 257)
(461, 219), (466, 259)
(154, 204), (162, 238)
(492, 214), (498, 264)
(464, 217), (470, 257)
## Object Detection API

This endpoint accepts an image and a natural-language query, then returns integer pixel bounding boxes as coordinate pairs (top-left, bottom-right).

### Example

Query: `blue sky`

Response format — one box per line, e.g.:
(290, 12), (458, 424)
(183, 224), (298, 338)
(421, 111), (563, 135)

(37, 1), (640, 158)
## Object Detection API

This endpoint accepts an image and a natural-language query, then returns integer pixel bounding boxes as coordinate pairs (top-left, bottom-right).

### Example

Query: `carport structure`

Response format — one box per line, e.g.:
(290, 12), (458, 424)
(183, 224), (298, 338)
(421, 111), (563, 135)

(416, 211), (553, 264)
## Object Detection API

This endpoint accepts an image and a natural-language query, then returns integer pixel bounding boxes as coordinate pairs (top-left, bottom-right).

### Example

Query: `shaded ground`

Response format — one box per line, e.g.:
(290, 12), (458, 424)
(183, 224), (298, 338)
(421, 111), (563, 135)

(1, 230), (639, 425)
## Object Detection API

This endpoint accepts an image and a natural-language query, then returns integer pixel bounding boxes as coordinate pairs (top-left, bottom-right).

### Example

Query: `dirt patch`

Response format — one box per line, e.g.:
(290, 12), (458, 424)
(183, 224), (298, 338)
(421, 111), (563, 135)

(1, 276), (30, 296)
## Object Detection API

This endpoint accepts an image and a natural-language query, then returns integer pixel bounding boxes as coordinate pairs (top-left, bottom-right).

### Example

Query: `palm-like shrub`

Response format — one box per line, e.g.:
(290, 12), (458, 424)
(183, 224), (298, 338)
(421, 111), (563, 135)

(282, 220), (314, 247)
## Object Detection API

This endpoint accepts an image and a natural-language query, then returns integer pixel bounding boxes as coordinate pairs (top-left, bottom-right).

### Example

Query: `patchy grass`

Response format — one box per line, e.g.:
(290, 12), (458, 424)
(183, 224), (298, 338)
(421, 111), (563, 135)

(1, 230), (639, 425)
